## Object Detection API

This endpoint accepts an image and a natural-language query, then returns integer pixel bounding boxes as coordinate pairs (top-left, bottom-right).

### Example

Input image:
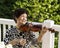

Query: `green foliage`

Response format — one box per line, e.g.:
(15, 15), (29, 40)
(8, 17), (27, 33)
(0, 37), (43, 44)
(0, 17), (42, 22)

(0, 0), (16, 19)
(54, 32), (58, 48)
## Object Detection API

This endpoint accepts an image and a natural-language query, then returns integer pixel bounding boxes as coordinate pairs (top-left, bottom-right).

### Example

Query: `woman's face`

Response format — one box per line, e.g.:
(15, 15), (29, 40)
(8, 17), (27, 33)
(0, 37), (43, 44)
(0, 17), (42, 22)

(16, 13), (27, 25)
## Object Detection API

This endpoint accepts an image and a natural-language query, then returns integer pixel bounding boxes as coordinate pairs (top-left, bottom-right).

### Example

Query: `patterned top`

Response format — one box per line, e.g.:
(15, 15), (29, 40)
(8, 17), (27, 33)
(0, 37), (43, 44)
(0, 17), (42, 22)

(4, 26), (38, 48)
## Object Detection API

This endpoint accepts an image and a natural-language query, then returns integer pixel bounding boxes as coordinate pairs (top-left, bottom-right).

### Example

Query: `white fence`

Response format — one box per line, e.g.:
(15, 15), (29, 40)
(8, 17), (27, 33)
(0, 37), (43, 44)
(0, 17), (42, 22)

(0, 18), (60, 48)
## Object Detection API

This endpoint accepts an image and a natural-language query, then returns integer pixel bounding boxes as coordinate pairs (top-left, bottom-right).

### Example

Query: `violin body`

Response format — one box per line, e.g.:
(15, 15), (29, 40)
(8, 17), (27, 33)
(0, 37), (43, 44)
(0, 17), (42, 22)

(19, 22), (55, 32)
(20, 22), (42, 32)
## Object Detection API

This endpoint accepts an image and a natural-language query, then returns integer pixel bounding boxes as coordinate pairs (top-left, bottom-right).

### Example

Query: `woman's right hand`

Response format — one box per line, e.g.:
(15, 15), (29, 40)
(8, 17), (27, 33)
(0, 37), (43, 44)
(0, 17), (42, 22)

(9, 38), (19, 46)
(19, 38), (26, 46)
(9, 38), (26, 46)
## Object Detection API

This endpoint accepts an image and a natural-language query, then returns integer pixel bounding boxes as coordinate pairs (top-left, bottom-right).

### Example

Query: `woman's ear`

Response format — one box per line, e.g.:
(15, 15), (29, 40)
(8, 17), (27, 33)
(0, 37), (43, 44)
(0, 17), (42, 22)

(14, 17), (18, 23)
(15, 17), (17, 20)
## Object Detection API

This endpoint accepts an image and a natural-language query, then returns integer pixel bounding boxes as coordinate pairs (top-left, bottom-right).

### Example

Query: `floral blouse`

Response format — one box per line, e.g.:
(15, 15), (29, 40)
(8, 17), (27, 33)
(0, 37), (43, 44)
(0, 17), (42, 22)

(4, 26), (38, 48)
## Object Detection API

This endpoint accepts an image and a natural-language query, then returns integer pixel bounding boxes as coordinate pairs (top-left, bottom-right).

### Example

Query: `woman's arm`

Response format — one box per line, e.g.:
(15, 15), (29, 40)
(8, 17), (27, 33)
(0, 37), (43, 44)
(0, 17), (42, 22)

(37, 27), (48, 42)
(4, 30), (19, 46)
(4, 29), (26, 46)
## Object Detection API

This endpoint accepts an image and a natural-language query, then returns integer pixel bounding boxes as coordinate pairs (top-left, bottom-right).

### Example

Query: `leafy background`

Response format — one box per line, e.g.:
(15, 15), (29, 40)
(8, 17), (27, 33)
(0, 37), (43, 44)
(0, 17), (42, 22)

(0, 0), (60, 48)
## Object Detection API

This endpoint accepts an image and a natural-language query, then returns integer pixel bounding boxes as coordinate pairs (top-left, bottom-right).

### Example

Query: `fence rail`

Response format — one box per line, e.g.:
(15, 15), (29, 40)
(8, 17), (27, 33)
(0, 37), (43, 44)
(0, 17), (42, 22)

(0, 18), (60, 48)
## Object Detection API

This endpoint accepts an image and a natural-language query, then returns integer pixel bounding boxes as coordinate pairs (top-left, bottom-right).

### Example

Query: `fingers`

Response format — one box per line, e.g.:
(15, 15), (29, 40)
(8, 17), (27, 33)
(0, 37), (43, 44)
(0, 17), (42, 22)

(42, 27), (48, 32)
(19, 39), (26, 46)
(40, 26), (48, 34)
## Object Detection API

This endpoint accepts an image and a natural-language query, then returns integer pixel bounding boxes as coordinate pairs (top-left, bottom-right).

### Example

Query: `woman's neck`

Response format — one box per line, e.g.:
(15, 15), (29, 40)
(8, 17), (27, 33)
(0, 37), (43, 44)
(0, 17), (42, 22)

(16, 23), (22, 29)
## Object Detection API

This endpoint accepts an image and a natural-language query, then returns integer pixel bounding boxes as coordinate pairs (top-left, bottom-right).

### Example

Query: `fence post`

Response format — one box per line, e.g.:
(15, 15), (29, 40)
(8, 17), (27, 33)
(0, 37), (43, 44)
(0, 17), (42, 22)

(58, 31), (60, 48)
(3, 24), (6, 41)
(0, 24), (1, 42)
(42, 20), (55, 48)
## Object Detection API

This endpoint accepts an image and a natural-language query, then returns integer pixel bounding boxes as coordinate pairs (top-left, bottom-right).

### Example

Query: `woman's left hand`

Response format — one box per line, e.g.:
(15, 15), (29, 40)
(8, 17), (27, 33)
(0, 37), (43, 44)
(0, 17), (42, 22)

(41, 27), (48, 34)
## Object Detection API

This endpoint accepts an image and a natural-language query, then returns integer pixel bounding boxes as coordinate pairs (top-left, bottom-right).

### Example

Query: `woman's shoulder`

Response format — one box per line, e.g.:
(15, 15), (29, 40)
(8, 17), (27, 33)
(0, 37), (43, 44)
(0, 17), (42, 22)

(6, 26), (17, 33)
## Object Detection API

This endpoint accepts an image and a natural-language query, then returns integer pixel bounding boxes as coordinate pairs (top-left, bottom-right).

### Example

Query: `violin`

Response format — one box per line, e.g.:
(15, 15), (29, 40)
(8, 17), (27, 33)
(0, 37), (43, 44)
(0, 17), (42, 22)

(19, 22), (56, 33)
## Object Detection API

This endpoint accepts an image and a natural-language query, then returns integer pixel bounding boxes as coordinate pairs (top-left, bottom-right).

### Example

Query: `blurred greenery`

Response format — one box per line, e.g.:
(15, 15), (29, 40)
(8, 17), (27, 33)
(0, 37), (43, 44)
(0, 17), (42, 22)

(0, 0), (60, 48)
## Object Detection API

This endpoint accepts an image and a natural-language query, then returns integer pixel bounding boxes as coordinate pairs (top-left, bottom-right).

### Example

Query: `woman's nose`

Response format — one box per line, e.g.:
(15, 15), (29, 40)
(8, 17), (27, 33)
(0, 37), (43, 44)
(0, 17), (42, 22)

(23, 17), (27, 20)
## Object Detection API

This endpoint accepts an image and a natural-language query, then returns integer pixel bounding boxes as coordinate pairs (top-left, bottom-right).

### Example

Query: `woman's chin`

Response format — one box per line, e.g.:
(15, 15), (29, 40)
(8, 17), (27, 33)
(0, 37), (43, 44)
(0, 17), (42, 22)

(22, 22), (27, 25)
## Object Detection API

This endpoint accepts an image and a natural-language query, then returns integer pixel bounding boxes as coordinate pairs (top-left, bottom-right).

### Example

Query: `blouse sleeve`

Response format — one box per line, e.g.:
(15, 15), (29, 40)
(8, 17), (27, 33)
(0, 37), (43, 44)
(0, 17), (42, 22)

(29, 32), (39, 46)
(4, 29), (13, 45)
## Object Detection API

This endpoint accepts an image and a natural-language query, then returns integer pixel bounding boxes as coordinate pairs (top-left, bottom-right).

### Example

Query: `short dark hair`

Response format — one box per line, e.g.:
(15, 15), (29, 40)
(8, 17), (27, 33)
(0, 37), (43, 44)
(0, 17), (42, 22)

(13, 8), (29, 23)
